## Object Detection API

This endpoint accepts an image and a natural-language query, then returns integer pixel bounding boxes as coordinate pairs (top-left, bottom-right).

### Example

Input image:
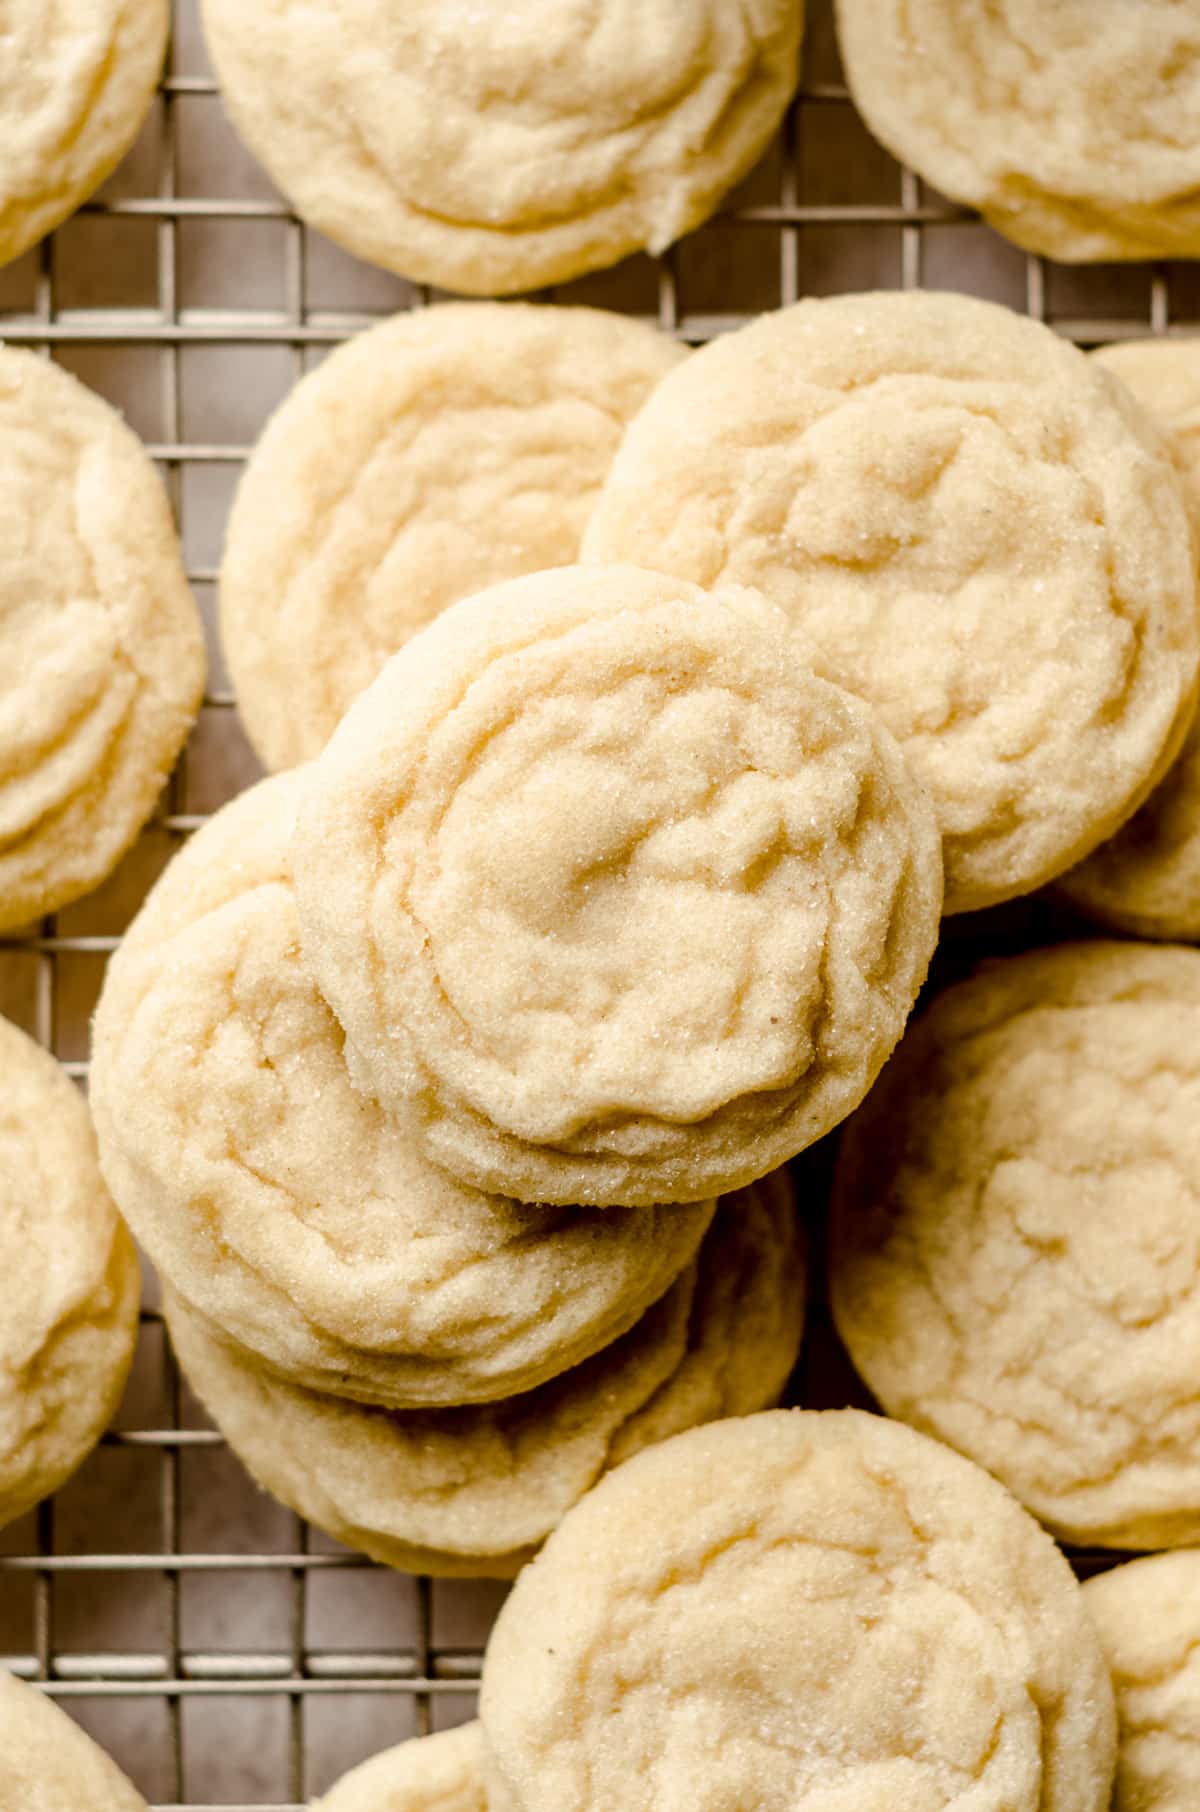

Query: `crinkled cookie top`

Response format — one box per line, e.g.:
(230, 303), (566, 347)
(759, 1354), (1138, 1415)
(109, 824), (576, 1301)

(200, 0), (802, 292)
(832, 941), (1200, 1549)
(0, 348), (205, 930)
(0, 1), (167, 267)
(584, 292), (1200, 913)
(0, 1016), (139, 1531)
(293, 564), (942, 1206)
(480, 1409), (1114, 1812)
(93, 768), (711, 1409)
(836, 0), (1200, 260)
(1058, 341), (1200, 941)
(220, 303), (685, 770)
(1085, 1551), (1200, 1812)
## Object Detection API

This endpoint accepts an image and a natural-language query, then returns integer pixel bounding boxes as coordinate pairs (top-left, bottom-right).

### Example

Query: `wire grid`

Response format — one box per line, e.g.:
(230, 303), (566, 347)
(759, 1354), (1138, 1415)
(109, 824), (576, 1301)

(0, 0), (1173, 1802)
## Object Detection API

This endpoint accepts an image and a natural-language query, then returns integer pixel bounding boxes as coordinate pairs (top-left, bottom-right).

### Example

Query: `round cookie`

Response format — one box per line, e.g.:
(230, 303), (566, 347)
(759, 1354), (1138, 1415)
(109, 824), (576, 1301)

(315, 1724), (486, 1812)
(0, 2), (167, 269)
(221, 304), (686, 772)
(835, 2), (1200, 264)
(0, 1015), (140, 1531)
(163, 1177), (806, 1576)
(0, 1674), (148, 1810)
(1058, 341), (1200, 940)
(92, 770), (713, 1410)
(1084, 1552), (1200, 1812)
(831, 940), (1200, 1550)
(200, 0), (802, 295)
(583, 290), (1200, 914)
(293, 563), (943, 1207)
(0, 348), (205, 931)
(479, 1408), (1115, 1812)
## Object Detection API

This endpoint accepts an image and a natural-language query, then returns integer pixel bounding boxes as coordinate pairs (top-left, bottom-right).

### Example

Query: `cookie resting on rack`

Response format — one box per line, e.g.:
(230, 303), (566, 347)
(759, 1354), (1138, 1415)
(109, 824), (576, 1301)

(0, 1), (168, 268)
(0, 1672), (148, 1810)
(313, 1723), (486, 1812)
(200, 0), (803, 294)
(836, 0), (1200, 262)
(0, 1015), (140, 1532)
(479, 1409), (1115, 1812)
(163, 1177), (805, 1577)
(1058, 340), (1200, 940)
(832, 941), (1200, 1550)
(1085, 1551), (1200, 1812)
(292, 563), (943, 1207)
(91, 770), (713, 1411)
(0, 348), (205, 931)
(583, 290), (1200, 912)
(220, 303), (685, 771)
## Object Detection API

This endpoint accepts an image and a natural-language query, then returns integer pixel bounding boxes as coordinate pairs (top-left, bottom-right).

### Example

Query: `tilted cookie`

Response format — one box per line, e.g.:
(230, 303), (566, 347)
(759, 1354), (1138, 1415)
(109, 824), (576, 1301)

(0, 349), (205, 931)
(221, 304), (686, 771)
(836, 1), (1200, 263)
(92, 771), (712, 1409)
(1085, 1552), (1200, 1812)
(293, 564), (942, 1206)
(0, 2), (167, 268)
(314, 1724), (485, 1812)
(1058, 342), (1200, 940)
(480, 1409), (1115, 1812)
(200, 0), (802, 294)
(0, 1016), (140, 1530)
(583, 291), (1200, 913)
(0, 1674), (148, 1811)
(832, 941), (1200, 1550)
(164, 1177), (805, 1576)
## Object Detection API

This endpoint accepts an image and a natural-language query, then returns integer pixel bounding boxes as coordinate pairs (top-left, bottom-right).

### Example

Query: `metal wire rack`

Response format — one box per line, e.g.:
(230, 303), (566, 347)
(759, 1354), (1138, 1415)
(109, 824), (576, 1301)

(0, 0), (1170, 1802)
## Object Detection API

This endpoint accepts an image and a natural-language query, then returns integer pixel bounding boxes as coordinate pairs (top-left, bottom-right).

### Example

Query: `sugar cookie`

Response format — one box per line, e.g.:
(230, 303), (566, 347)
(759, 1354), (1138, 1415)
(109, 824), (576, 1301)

(293, 564), (942, 1207)
(1058, 342), (1200, 939)
(92, 771), (712, 1409)
(0, 348), (205, 931)
(0, 1015), (140, 1530)
(832, 941), (1200, 1550)
(315, 1724), (485, 1812)
(221, 304), (685, 771)
(836, 2), (1200, 263)
(200, 0), (802, 295)
(0, 2), (167, 268)
(164, 1178), (805, 1576)
(0, 1674), (148, 1810)
(584, 291), (1200, 913)
(1085, 1552), (1200, 1812)
(480, 1409), (1115, 1812)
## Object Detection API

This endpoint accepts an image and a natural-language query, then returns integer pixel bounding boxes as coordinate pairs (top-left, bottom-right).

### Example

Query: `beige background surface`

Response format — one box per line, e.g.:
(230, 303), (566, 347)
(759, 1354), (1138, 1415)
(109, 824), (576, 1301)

(0, 0), (1176, 1803)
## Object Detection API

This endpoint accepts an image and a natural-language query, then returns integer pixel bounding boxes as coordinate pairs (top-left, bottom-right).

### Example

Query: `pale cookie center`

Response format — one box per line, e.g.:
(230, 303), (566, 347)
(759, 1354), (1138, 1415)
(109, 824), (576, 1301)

(729, 385), (1132, 839)
(406, 658), (862, 1140)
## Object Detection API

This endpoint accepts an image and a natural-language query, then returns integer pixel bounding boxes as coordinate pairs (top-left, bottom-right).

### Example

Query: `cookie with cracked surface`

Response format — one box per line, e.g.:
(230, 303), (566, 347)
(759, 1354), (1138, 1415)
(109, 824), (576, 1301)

(1058, 341), (1200, 940)
(832, 940), (1200, 1550)
(293, 563), (942, 1207)
(221, 303), (686, 771)
(0, 1673), (148, 1810)
(836, 1), (1200, 263)
(0, 348), (206, 931)
(92, 770), (713, 1410)
(479, 1408), (1115, 1812)
(314, 1723), (486, 1812)
(200, 0), (802, 295)
(0, 2), (167, 269)
(163, 1177), (805, 1576)
(1084, 1551), (1200, 1812)
(0, 1015), (140, 1530)
(583, 290), (1200, 914)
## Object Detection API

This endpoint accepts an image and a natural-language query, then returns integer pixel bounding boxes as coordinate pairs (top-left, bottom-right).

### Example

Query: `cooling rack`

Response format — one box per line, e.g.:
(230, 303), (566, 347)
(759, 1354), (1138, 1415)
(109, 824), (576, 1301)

(0, 0), (1168, 1803)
